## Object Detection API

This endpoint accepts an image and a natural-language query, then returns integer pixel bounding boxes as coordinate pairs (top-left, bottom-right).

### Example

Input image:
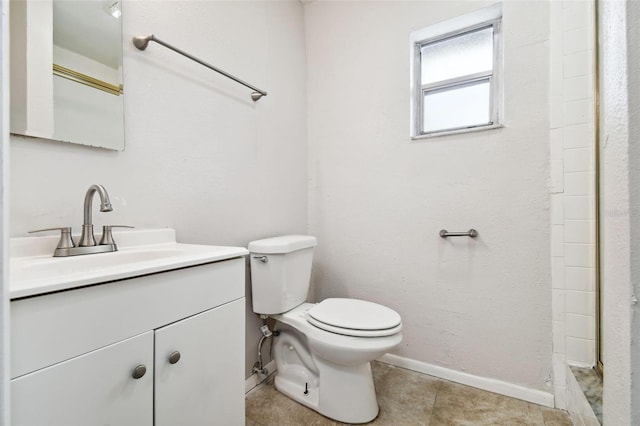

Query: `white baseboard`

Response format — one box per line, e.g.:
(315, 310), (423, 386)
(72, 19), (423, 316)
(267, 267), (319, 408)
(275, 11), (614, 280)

(245, 360), (276, 394)
(378, 353), (555, 408)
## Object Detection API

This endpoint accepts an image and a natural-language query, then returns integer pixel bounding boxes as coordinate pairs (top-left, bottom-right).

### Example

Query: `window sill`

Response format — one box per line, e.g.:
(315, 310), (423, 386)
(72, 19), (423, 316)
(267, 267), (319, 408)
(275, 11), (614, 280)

(411, 123), (504, 141)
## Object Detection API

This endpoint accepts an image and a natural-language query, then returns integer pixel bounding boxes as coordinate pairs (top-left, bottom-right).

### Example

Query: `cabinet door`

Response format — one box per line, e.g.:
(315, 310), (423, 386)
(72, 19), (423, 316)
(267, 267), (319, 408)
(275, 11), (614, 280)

(12, 331), (154, 426)
(155, 298), (245, 426)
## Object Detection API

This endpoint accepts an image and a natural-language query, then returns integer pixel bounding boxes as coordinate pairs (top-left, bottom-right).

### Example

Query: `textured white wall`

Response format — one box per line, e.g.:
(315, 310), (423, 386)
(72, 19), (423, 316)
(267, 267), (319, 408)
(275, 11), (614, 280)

(9, 0), (307, 379)
(599, 1), (630, 423)
(305, 0), (552, 392)
(629, 3), (640, 421)
(599, 1), (640, 423)
(10, 0), (54, 138)
(1, 0), (10, 422)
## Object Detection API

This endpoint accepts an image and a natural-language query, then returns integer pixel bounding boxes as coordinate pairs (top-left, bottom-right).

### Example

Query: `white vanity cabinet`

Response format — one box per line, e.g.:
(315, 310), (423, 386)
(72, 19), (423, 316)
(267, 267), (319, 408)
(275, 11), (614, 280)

(12, 331), (154, 426)
(155, 299), (244, 426)
(10, 256), (246, 426)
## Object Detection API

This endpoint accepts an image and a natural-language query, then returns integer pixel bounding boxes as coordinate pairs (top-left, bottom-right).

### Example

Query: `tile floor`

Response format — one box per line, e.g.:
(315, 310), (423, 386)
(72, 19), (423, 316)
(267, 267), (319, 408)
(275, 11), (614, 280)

(246, 362), (573, 426)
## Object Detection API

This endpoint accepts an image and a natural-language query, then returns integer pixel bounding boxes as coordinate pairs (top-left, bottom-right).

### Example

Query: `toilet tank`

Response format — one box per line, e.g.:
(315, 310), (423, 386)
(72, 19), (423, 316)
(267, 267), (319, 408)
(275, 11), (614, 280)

(248, 235), (317, 315)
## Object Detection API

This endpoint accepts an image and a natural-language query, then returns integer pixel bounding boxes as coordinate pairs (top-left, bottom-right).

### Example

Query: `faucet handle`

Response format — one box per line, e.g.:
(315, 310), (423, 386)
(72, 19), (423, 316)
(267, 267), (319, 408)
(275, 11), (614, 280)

(99, 225), (135, 246)
(28, 227), (76, 249)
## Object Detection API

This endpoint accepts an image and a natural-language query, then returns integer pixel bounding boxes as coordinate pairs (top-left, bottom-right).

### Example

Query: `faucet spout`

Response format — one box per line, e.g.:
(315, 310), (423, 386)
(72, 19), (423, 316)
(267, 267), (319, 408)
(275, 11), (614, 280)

(79, 184), (113, 247)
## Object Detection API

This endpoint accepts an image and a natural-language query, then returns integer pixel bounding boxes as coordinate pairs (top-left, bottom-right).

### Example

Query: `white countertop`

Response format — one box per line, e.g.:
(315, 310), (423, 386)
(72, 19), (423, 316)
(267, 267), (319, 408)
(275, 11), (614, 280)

(10, 228), (249, 299)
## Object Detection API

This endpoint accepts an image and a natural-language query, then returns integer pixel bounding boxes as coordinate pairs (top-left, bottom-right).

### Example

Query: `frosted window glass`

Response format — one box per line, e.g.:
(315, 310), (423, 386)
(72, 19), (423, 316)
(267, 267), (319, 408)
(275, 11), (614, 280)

(422, 80), (491, 133)
(421, 27), (493, 85)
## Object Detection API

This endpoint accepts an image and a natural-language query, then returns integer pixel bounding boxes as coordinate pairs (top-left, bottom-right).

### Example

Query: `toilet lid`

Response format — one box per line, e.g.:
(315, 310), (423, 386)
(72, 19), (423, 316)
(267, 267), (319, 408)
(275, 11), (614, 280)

(306, 298), (402, 337)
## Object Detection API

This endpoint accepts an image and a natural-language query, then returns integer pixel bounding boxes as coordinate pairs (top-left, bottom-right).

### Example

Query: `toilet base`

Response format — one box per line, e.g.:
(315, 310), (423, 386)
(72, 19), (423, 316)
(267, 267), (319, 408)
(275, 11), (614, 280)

(275, 357), (379, 424)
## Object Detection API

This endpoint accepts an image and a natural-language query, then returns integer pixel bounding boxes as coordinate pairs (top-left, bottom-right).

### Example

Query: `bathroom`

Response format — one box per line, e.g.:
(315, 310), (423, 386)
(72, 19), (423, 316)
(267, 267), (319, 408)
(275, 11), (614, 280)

(1, 0), (639, 424)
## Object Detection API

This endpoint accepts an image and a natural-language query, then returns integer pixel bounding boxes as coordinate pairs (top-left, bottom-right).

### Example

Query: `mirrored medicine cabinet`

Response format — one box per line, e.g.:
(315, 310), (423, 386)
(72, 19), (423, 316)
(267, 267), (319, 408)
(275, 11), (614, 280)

(10, 0), (124, 150)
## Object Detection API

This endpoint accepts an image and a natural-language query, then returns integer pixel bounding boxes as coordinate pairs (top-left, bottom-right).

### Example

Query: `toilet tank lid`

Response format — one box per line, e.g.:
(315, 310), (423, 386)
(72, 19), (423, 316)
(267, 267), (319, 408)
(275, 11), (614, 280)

(248, 235), (317, 254)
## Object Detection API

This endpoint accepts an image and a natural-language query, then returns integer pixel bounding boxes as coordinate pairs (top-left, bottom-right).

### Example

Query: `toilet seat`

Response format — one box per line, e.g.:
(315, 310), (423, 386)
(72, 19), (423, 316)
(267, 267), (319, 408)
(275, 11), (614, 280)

(306, 298), (402, 337)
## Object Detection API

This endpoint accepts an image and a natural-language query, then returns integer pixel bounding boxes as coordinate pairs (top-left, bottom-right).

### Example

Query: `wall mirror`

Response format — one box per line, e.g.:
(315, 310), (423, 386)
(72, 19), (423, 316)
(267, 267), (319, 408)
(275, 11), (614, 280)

(10, 0), (124, 151)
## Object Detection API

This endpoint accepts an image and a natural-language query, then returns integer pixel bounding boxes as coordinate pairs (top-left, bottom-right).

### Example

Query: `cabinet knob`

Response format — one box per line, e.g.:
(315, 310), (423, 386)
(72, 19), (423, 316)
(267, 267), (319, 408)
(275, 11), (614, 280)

(168, 351), (181, 364)
(132, 364), (147, 379)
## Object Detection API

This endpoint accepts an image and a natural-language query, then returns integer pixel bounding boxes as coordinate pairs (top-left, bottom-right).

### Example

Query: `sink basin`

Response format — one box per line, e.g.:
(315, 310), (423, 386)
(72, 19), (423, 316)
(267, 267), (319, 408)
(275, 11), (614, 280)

(10, 229), (249, 299)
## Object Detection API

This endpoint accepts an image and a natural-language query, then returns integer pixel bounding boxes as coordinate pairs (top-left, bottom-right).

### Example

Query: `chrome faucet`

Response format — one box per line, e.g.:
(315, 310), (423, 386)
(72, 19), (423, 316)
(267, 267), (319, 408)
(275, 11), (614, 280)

(79, 184), (113, 247)
(29, 184), (132, 257)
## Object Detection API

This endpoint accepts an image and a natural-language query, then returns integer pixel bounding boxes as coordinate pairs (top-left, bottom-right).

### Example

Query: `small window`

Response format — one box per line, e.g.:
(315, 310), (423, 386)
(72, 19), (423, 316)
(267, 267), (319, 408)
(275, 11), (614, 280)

(411, 5), (502, 137)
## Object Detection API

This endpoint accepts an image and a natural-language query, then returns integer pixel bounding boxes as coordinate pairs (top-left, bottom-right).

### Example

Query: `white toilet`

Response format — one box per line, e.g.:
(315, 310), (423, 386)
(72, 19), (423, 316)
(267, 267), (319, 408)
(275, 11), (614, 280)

(249, 235), (403, 424)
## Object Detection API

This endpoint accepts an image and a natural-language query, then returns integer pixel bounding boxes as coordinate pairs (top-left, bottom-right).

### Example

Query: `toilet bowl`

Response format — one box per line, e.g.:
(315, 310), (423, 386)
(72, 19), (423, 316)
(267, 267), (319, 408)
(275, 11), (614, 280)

(272, 302), (402, 423)
(249, 235), (403, 423)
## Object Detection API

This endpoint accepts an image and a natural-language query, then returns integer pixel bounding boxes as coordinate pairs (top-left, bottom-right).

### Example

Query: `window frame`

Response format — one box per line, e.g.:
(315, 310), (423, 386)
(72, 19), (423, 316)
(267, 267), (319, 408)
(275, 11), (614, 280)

(410, 6), (503, 139)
